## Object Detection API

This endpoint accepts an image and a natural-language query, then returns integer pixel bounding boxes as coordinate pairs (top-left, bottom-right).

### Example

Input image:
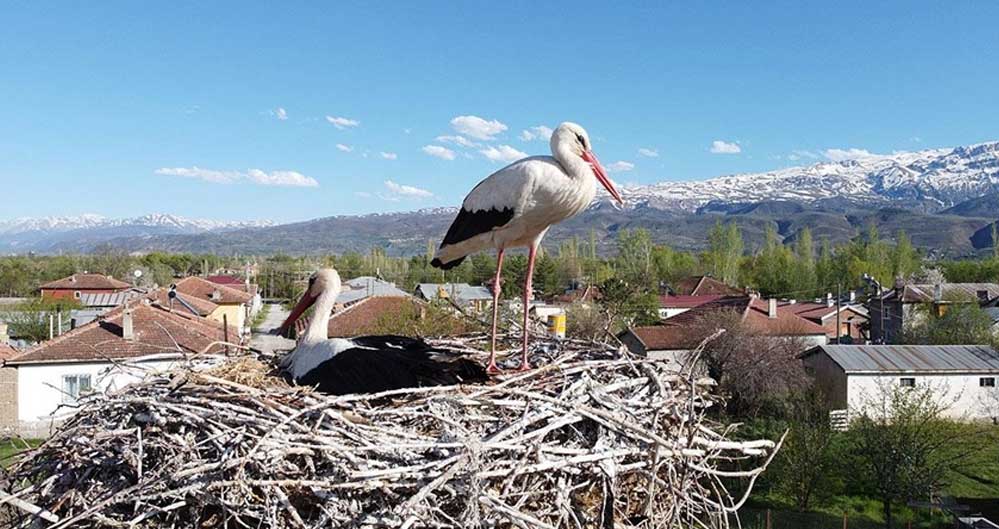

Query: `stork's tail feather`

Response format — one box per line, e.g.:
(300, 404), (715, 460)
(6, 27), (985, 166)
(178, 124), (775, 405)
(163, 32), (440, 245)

(431, 256), (465, 270)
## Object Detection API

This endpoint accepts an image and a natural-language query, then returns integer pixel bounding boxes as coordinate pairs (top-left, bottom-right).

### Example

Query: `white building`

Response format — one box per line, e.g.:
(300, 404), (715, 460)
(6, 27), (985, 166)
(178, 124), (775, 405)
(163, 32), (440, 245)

(801, 344), (999, 421)
(2, 300), (235, 437)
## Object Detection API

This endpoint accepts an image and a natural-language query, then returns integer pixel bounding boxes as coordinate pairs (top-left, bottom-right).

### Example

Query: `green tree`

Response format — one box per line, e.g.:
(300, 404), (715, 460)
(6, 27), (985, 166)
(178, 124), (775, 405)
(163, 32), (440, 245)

(706, 221), (743, 286)
(849, 383), (988, 529)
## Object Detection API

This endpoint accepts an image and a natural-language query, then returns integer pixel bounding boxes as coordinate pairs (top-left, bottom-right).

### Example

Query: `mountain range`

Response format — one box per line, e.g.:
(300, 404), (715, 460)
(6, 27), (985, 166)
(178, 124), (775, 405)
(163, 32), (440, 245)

(3, 141), (998, 257)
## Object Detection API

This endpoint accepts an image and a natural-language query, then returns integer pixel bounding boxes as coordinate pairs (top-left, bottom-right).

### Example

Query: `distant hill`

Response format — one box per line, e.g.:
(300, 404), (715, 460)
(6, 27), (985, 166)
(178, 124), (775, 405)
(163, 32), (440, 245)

(3, 139), (999, 257)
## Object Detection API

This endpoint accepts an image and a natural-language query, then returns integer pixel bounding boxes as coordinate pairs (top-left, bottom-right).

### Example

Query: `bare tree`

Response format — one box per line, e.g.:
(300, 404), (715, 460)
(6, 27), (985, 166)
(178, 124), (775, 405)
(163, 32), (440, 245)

(688, 310), (808, 416)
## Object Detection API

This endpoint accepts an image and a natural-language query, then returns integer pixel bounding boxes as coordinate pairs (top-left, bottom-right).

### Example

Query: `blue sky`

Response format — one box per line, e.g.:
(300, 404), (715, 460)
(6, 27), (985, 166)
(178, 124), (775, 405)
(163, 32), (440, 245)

(2, 1), (998, 223)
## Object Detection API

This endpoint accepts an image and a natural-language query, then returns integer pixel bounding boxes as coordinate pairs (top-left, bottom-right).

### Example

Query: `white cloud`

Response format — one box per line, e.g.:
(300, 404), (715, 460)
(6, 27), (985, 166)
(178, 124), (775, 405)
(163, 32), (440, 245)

(422, 145), (456, 160)
(710, 140), (742, 154)
(480, 145), (528, 163)
(245, 169), (319, 187)
(155, 167), (318, 187)
(154, 166), (240, 184)
(436, 135), (480, 148)
(325, 116), (360, 129)
(450, 115), (507, 140)
(606, 161), (635, 173)
(274, 107), (288, 121)
(384, 180), (433, 198)
(336, 143), (353, 153)
(380, 151), (398, 160)
(637, 148), (659, 158)
(519, 125), (554, 142)
(823, 148), (880, 162)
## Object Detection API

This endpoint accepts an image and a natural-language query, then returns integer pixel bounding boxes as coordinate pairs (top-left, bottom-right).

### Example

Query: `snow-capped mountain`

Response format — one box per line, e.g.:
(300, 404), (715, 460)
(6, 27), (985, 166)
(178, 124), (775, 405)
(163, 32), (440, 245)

(0, 214), (272, 236)
(614, 141), (999, 212)
(0, 214), (273, 252)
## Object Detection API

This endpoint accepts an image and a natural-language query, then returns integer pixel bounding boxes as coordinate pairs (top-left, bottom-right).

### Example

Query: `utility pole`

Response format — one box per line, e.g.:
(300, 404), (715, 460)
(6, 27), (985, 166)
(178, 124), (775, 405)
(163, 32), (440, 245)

(836, 282), (842, 344)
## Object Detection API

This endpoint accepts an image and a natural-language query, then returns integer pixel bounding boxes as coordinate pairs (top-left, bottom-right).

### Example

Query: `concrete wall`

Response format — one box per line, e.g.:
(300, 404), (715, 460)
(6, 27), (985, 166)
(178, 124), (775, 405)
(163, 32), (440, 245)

(846, 372), (999, 420)
(0, 367), (17, 435)
(16, 359), (178, 438)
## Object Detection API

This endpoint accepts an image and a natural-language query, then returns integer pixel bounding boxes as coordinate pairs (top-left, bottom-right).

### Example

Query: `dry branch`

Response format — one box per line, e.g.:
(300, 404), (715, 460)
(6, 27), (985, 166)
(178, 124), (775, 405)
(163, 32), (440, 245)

(1, 334), (781, 528)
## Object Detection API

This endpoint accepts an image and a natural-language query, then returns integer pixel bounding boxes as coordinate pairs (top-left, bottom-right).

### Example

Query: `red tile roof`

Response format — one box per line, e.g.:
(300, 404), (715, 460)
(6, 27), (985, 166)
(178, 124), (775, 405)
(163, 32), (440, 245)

(295, 296), (430, 338)
(146, 288), (219, 317)
(780, 301), (868, 324)
(174, 276), (253, 305)
(659, 294), (725, 309)
(0, 343), (18, 361)
(40, 273), (131, 291)
(206, 275), (243, 285)
(671, 276), (744, 297)
(625, 296), (826, 351)
(6, 301), (236, 365)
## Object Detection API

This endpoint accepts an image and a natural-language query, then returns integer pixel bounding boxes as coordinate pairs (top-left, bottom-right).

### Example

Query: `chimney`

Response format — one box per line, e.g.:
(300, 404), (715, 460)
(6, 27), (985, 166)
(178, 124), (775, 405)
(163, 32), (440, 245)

(768, 298), (778, 319)
(0, 323), (8, 345)
(849, 290), (857, 303)
(122, 309), (134, 340)
(934, 284), (943, 302)
(826, 293), (835, 308)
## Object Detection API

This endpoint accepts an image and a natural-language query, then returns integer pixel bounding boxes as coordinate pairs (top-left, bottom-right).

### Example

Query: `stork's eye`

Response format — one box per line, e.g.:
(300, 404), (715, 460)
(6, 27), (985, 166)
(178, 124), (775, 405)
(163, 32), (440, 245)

(308, 276), (317, 287)
(576, 134), (586, 148)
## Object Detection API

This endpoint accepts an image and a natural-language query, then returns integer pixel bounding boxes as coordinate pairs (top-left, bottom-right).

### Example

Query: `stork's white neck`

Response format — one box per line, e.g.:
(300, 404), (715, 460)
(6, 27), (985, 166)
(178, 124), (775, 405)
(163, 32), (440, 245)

(552, 140), (592, 181)
(301, 286), (338, 344)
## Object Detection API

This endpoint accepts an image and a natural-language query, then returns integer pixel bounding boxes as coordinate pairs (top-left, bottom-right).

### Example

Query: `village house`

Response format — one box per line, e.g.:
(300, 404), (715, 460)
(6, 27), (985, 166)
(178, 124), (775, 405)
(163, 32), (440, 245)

(619, 296), (828, 370)
(338, 276), (410, 305)
(779, 293), (869, 343)
(39, 273), (132, 301)
(294, 295), (470, 339)
(173, 276), (255, 335)
(668, 276), (744, 297)
(869, 283), (999, 343)
(415, 283), (492, 313)
(658, 294), (725, 319)
(1, 299), (236, 437)
(207, 274), (263, 316)
(801, 344), (999, 421)
(552, 284), (601, 307)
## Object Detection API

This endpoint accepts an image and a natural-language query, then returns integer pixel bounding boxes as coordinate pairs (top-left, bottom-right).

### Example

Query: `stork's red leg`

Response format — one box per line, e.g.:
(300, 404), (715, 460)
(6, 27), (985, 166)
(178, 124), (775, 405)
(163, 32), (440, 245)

(519, 243), (538, 371)
(487, 248), (505, 374)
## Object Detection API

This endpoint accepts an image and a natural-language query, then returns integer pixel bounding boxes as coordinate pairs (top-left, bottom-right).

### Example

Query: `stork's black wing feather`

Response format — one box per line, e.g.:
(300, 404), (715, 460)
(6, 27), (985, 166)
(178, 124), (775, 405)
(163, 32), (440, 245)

(296, 340), (488, 396)
(431, 207), (514, 270)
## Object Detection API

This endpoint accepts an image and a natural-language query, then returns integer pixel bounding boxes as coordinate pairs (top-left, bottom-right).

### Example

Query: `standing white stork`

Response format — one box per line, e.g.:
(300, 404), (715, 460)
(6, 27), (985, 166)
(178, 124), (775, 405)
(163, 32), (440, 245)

(274, 269), (488, 395)
(431, 122), (624, 373)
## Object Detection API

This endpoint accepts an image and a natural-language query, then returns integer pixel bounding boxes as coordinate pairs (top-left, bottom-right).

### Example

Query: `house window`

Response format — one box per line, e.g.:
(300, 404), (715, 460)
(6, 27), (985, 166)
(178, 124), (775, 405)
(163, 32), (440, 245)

(74, 291), (81, 299)
(899, 377), (916, 388)
(981, 377), (996, 388)
(62, 374), (92, 403)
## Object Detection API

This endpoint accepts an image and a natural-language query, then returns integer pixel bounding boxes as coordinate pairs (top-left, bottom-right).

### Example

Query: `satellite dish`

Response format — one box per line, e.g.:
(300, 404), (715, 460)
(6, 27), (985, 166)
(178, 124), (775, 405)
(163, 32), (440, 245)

(133, 270), (143, 279)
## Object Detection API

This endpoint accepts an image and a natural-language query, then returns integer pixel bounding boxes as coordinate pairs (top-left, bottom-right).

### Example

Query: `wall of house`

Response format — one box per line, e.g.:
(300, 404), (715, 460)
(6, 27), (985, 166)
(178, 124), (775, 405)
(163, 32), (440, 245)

(846, 373), (999, 420)
(17, 359), (178, 438)
(802, 353), (849, 409)
(619, 331), (648, 357)
(0, 367), (17, 434)
(818, 310), (867, 341)
(209, 304), (246, 336)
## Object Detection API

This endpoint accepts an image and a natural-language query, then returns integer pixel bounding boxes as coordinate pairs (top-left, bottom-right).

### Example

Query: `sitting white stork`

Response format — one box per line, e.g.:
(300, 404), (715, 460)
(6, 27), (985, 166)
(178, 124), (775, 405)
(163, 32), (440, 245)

(275, 269), (487, 395)
(431, 122), (624, 373)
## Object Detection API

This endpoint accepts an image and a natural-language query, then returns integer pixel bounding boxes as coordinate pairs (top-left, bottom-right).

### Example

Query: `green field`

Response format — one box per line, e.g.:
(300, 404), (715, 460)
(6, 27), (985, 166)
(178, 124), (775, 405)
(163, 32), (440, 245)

(0, 439), (41, 468)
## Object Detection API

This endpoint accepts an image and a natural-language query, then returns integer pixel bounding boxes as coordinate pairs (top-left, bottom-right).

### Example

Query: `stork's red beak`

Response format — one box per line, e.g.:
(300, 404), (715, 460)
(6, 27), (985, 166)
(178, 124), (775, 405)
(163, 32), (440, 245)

(581, 150), (624, 205)
(275, 289), (318, 337)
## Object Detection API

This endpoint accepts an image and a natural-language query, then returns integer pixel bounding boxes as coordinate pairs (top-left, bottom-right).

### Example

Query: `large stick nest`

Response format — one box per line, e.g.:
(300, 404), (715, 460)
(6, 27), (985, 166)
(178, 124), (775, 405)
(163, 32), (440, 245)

(0, 335), (782, 528)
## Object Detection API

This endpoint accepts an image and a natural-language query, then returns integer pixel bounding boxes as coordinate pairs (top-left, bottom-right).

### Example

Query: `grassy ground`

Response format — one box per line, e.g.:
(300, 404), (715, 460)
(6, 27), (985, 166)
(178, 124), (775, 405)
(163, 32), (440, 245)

(745, 423), (999, 528)
(0, 439), (42, 468)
